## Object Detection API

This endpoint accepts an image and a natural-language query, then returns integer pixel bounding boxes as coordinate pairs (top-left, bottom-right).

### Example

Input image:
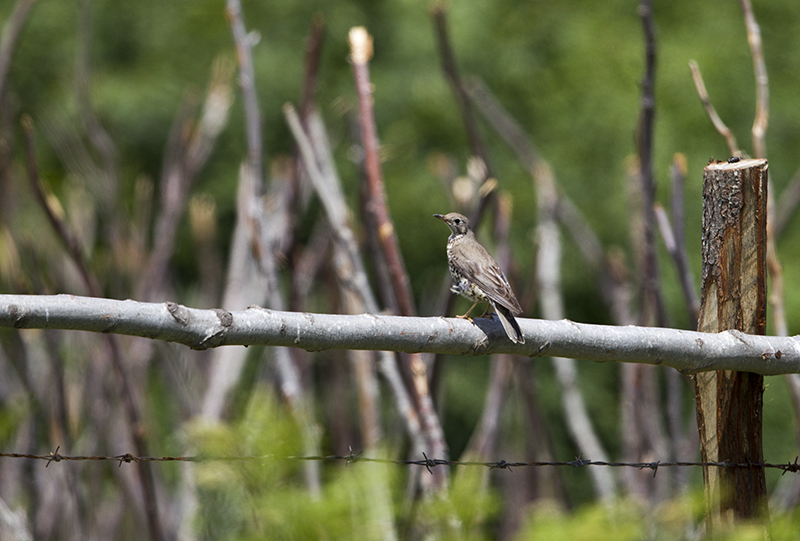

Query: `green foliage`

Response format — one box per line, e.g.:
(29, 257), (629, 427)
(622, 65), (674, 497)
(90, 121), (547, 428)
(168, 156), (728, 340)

(188, 388), (395, 540)
(185, 401), (800, 541)
(0, 388), (26, 446)
(514, 492), (800, 541)
(183, 388), (795, 540)
(186, 389), (502, 540)
(442, 356), (491, 458)
(516, 498), (645, 541)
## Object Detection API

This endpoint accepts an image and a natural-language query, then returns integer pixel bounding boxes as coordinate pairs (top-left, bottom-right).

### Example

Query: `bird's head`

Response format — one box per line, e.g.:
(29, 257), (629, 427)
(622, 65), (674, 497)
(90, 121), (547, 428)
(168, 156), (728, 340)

(433, 212), (472, 236)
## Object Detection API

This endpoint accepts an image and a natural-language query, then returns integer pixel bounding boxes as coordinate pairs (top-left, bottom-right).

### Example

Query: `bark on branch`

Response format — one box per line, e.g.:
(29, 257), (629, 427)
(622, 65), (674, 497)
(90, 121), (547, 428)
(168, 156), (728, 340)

(1, 294), (799, 374)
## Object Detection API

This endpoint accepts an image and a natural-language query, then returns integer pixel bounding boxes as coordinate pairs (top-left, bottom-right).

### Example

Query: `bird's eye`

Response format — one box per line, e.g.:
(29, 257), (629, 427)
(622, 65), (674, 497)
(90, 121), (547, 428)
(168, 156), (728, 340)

(454, 219), (461, 224)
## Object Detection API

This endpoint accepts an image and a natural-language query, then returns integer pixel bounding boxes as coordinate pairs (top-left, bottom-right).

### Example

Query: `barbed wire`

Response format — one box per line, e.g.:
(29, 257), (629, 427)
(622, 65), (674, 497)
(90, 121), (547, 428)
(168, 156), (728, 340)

(3, 447), (800, 477)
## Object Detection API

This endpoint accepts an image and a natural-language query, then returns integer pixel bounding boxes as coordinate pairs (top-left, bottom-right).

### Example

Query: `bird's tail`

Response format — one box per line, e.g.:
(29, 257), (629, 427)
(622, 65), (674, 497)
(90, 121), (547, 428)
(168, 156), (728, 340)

(495, 305), (525, 344)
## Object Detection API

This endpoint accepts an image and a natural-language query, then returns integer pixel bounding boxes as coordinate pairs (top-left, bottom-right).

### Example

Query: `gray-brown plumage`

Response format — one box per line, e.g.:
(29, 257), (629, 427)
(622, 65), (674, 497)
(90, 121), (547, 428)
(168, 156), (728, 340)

(434, 212), (525, 344)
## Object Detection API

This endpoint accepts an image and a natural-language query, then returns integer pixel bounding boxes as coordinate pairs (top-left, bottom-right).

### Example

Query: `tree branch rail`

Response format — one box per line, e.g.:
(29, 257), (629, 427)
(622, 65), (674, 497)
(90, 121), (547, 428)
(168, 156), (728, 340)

(1, 294), (798, 375)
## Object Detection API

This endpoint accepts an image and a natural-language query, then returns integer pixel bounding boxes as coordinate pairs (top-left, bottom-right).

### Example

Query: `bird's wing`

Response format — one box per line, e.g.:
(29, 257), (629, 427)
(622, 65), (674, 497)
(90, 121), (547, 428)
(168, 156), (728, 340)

(457, 243), (523, 314)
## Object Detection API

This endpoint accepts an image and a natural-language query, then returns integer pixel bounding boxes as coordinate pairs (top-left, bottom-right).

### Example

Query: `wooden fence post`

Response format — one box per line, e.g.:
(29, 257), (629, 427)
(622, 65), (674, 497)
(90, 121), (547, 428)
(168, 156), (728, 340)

(693, 158), (768, 531)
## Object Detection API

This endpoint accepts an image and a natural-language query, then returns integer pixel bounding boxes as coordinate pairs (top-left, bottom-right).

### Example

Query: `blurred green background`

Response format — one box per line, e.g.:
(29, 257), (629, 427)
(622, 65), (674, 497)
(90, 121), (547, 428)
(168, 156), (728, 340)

(7, 0), (800, 326)
(3, 0), (800, 536)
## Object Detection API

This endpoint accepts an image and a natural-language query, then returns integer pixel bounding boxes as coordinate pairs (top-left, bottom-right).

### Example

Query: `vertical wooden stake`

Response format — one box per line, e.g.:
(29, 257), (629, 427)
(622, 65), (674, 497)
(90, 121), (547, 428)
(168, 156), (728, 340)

(694, 158), (768, 531)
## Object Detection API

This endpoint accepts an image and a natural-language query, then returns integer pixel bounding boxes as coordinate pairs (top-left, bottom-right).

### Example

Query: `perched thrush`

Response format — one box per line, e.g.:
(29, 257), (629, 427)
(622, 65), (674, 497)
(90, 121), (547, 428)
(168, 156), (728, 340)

(434, 212), (525, 344)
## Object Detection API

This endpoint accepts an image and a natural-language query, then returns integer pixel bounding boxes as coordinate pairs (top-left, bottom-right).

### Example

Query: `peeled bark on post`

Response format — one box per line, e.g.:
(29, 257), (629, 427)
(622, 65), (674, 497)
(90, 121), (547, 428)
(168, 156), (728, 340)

(694, 158), (768, 529)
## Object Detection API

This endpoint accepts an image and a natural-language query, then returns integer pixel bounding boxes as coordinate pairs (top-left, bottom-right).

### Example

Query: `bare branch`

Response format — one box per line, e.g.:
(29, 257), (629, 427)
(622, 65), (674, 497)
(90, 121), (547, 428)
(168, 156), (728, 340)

(736, 0), (788, 344)
(668, 153), (700, 325)
(284, 104), (377, 312)
(740, 0), (768, 159)
(200, 162), (269, 421)
(0, 0), (37, 101)
(304, 104), (449, 493)
(226, 0), (264, 189)
(334, 245), (382, 449)
(138, 59), (233, 301)
(284, 104), (431, 482)
(185, 57), (235, 176)
(349, 27), (417, 318)
(635, 0), (667, 328)
(2, 295), (799, 375)
(636, 0), (657, 183)
(533, 137), (616, 499)
(654, 204), (695, 319)
(283, 17), (327, 286)
(629, 17), (677, 495)
(201, 0), (267, 425)
(430, 2), (494, 200)
(774, 167), (800, 237)
(464, 77), (540, 168)
(688, 60), (740, 156)
(460, 354), (513, 461)
(766, 234), (787, 338)
(655, 156), (700, 331)
(23, 116), (163, 541)
(243, 159), (324, 497)
(76, 0), (118, 209)
(299, 15), (326, 119)
(21, 116), (101, 297)
(460, 195), (514, 463)
(465, 77), (634, 325)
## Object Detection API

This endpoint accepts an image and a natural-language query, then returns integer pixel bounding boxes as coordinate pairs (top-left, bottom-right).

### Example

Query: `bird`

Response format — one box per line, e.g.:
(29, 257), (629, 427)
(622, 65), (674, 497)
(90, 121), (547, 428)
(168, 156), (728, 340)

(434, 212), (525, 344)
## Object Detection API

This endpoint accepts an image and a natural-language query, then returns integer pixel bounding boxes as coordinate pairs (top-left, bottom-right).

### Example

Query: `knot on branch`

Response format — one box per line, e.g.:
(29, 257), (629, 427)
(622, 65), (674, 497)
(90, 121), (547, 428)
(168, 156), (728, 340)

(166, 301), (190, 325)
(214, 309), (233, 327)
(8, 304), (27, 328)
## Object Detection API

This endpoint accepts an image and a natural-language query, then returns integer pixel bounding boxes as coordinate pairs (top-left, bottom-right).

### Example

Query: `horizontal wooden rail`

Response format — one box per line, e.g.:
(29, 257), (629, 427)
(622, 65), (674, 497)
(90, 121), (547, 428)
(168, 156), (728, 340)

(0, 294), (798, 374)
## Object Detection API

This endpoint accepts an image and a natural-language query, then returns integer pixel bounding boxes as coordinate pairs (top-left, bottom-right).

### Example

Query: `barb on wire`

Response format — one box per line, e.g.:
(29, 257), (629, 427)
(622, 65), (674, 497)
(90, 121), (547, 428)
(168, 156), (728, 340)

(46, 445), (63, 467)
(5, 449), (800, 476)
(490, 460), (516, 471)
(345, 447), (362, 466)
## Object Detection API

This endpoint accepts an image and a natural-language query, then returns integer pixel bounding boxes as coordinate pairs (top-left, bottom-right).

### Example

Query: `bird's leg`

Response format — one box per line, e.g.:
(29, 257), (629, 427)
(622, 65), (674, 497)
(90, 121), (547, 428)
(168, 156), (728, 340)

(456, 301), (479, 321)
(476, 304), (491, 318)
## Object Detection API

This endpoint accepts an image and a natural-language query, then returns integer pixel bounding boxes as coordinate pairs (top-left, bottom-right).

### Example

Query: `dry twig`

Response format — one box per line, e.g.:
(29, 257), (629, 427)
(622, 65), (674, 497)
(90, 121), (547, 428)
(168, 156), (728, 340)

(741, 0), (768, 159)
(348, 27), (450, 491)
(22, 117), (163, 541)
(0, 0), (37, 101)
(430, 3), (494, 223)
(634, 0), (667, 328)
(226, 0), (264, 188)
(688, 60), (740, 157)
(284, 103), (427, 471)
(348, 27), (415, 318)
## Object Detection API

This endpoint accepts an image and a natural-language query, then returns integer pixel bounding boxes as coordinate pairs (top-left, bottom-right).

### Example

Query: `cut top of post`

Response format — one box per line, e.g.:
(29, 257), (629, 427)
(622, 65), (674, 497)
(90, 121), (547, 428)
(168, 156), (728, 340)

(705, 158), (767, 172)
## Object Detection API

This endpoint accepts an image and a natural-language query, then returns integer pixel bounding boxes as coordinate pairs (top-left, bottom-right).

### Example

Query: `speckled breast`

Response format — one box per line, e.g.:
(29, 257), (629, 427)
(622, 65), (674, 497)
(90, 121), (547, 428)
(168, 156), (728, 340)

(448, 261), (489, 303)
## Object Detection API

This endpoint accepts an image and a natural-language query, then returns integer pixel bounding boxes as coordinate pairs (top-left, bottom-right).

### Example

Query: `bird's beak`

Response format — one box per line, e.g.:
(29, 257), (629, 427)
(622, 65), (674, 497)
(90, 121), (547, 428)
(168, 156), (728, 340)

(433, 214), (444, 220)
